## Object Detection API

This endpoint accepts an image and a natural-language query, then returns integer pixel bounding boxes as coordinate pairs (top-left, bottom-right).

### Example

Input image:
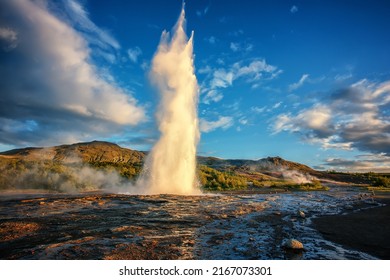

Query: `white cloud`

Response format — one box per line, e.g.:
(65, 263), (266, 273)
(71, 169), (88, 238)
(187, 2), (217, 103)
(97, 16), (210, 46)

(250, 102), (284, 116)
(273, 105), (333, 137)
(0, 27), (18, 51)
(141, 60), (149, 70)
(198, 65), (212, 74)
(127, 46), (142, 63)
(210, 69), (234, 89)
(239, 118), (248, 125)
(272, 102), (282, 109)
(246, 44), (254, 52)
(288, 74), (309, 92)
(63, 0), (120, 51)
(200, 58), (281, 104)
(216, 58), (225, 65)
(251, 106), (267, 114)
(308, 136), (353, 151)
(320, 154), (390, 173)
(0, 0), (144, 147)
(273, 114), (295, 134)
(200, 116), (234, 133)
(230, 42), (253, 52)
(290, 5), (298, 14)
(230, 42), (240, 52)
(235, 60), (280, 82)
(205, 36), (216, 44)
(202, 90), (223, 104)
(335, 73), (353, 81)
(297, 105), (332, 131)
(273, 79), (390, 155)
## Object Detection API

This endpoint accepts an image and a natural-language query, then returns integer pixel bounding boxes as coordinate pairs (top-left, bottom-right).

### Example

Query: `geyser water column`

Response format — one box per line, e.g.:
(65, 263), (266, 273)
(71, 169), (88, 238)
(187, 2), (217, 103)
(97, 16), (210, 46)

(137, 5), (200, 194)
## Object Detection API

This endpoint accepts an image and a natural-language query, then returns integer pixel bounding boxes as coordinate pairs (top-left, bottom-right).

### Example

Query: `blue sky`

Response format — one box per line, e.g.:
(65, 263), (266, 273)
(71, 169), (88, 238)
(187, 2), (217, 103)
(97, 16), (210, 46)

(0, 0), (389, 172)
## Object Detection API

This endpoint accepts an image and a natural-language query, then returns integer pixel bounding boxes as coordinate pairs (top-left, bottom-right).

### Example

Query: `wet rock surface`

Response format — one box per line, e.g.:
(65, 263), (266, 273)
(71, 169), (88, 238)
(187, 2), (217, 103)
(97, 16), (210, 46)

(0, 189), (382, 259)
(283, 239), (304, 250)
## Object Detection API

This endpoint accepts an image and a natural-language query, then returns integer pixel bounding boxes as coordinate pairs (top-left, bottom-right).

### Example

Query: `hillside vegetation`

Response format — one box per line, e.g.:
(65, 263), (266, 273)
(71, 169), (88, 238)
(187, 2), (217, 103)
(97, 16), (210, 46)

(0, 141), (388, 192)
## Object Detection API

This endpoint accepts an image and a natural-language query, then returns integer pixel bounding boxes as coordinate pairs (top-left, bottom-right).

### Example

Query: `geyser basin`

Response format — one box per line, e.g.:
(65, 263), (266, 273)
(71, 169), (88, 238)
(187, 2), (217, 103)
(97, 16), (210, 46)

(137, 5), (200, 195)
(0, 188), (382, 259)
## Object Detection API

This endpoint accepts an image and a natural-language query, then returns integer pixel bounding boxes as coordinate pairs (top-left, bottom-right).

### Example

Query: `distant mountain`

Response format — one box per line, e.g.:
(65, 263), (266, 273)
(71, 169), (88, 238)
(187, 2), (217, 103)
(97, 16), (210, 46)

(0, 141), (377, 190)
(198, 156), (318, 176)
(2, 141), (316, 174)
(0, 140), (145, 164)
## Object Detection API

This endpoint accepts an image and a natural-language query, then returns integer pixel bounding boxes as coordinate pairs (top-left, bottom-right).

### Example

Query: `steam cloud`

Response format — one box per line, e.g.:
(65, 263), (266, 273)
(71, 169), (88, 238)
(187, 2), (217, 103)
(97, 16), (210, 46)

(280, 169), (314, 184)
(136, 5), (200, 194)
(0, 150), (131, 193)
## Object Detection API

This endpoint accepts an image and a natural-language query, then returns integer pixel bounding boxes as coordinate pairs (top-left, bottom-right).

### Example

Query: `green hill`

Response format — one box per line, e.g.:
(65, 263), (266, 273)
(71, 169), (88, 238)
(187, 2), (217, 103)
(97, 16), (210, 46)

(0, 141), (386, 192)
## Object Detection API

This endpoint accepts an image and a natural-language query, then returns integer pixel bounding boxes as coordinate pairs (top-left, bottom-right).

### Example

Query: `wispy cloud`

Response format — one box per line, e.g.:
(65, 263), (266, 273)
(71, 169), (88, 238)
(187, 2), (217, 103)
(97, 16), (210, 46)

(204, 36), (217, 44)
(230, 42), (253, 52)
(288, 74), (309, 92)
(63, 0), (120, 56)
(334, 65), (354, 82)
(198, 65), (212, 74)
(273, 79), (390, 155)
(229, 29), (244, 37)
(290, 5), (298, 14)
(219, 17), (228, 24)
(127, 46), (142, 63)
(230, 42), (240, 52)
(251, 106), (267, 114)
(200, 58), (282, 104)
(0, 0), (144, 147)
(317, 154), (390, 173)
(200, 116), (234, 133)
(196, 6), (209, 17)
(202, 90), (223, 104)
(0, 27), (18, 51)
(198, 58), (283, 104)
(335, 73), (353, 81)
(272, 102), (282, 109)
(234, 60), (281, 81)
(210, 69), (234, 89)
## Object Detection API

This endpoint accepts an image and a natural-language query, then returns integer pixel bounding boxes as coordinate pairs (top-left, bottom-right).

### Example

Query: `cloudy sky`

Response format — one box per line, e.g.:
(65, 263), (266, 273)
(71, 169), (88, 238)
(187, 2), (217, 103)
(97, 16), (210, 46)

(0, 0), (389, 172)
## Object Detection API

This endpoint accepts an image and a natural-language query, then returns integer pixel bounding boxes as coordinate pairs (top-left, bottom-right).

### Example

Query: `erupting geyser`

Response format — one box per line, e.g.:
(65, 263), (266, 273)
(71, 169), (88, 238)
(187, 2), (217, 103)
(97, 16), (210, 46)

(137, 5), (200, 194)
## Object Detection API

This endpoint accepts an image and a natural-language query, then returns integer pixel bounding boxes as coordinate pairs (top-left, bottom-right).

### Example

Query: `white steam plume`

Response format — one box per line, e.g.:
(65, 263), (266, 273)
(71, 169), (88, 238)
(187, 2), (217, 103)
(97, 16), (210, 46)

(136, 5), (200, 194)
(281, 169), (314, 184)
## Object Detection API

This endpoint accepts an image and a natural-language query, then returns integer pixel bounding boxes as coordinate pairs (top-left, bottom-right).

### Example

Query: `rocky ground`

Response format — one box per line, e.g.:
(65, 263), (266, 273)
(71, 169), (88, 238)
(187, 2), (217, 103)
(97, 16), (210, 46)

(0, 188), (388, 260)
(313, 195), (390, 259)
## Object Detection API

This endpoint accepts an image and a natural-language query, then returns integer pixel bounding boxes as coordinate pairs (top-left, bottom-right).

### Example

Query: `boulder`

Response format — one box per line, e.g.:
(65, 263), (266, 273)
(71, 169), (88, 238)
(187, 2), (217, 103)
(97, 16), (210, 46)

(283, 238), (304, 250)
(297, 210), (305, 218)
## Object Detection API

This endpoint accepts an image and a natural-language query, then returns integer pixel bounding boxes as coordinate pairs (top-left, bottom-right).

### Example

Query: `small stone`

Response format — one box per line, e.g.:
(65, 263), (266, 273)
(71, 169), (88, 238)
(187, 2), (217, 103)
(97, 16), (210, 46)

(364, 199), (376, 205)
(283, 239), (304, 250)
